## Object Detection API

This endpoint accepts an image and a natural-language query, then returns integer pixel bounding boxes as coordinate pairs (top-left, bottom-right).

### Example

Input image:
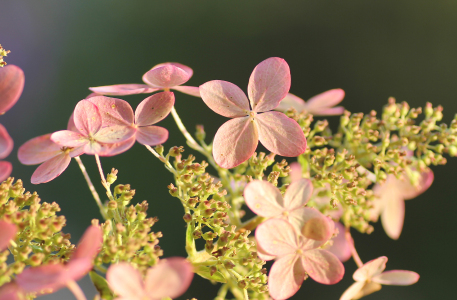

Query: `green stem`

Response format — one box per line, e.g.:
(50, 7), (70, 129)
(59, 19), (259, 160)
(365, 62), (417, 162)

(144, 145), (178, 176)
(94, 155), (115, 202)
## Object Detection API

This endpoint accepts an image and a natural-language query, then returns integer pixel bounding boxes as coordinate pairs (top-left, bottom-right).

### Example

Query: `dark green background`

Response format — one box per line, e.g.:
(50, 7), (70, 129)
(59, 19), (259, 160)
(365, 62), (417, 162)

(1, 1), (456, 299)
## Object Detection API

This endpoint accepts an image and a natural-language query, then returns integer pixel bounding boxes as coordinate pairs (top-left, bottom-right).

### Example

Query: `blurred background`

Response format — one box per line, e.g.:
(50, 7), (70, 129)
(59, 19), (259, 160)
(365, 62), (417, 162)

(1, 0), (456, 299)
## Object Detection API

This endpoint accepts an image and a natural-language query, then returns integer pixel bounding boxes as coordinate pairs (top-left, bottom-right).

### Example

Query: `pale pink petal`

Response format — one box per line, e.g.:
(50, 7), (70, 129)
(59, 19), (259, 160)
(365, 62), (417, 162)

(136, 126), (168, 146)
(85, 93), (100, 99)
(145, 257), (194, 299)
(301, 249), (344, 284)
(82, 141), (108, 156)
(51, 130), (88, 148)
(256, 112), (307, 157)
(284, 178), (313, 210)
(200, 81), (250, 118)
(18, 134), (61, 165)
(96, 136), (136, 157)
(244, 180), (284, 217)
(89, 84), (158, 96)
(71, 225), (103, 260)
(0, 282), (24, 300)
(256, 242), (276, 261)
(88, 96), (134, 127)
(0, 220), (17, 251)
(299, 209), (334, 247)
(268, 254), (305, 300)
(287, 207), (310, 232)
(0, 124), (13, 159)
(248, 57), (291, 113)
(107, 263), (146, 299)
(255, 219), (297, 257)
(289, 162), (303, 182)
(311, 106), (345, 116)
(275, 93), (306, 112)
(403, 170), (434, 200)
(135, 91), (174, 126)
(353, 256), (387, 281)
(152, 62), (194, 78)
(73, 100), (102, 136)
(213, 117), (258, 169)
(381, 195), (405, 240)
(94, 125), (136, 144)
(0, 161), (12, 182)
(143, 65), (190, 88)
(372, 270), (419, 285)
(171, 85), (201, 97)
(31, 153), (71, 184)
(339, 281), (366, 300)
(0, 65), (25, 114)
(304, 89), (345, 114)
(67, 113), (78, 132)
(326, 222), (352, 263)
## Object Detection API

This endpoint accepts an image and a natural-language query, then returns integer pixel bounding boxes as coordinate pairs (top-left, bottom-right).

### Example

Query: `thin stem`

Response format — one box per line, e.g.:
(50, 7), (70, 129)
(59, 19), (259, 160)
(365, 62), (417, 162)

(144, 145), (178, 176)
(66, 280), (87, 300)
(94, 155), (115, 201)
(75, 156), (108, 220)
(345, 227), (364, 268)
(171, 106), (205, 153)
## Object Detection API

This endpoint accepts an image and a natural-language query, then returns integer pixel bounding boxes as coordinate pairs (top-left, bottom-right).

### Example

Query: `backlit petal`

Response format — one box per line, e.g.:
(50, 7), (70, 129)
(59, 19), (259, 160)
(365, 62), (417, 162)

(73, 100), (102, 136)
(304, 89), (345, 114)
(372, 270), (419, 285)
(95, 125), (136, 144)
(89, 84), (158, 96)
(248, 57), (290, 113)
(31, 153), (71, 184)
(136, 126), (168, 146)
(71, 225), (103, 260)
(107, 263), (146, 299)
(200, 80), (250, 118)
(244, 180), (284, 217)
(275, 93), (306, 112)
(18, 134), (61, 165)
(339, 281), (366, 300)
(256, 219), (297, 257)
(0, 65), (24, 114)
(88, 96), (134, 126)
(353, 256), (387, 281)
(135, 92), (174, 126)
(256, 112), (307, 157)
(301, 249), (344, 284)
(143, 64), (190, 88)
(0, 220), (17, 251)
(51, 130), (88, 148)
(96, 137), (136, 157)
(381, 195), (405, 240)
(0, 161), (11, 182)
(0, 124), (13, 159)
(326, 222), (352, 263)
(151, 62), (193, 78)
(172, 85), (201, 97)
(268, 254), (305, 300)
(284, 178), (313, 210)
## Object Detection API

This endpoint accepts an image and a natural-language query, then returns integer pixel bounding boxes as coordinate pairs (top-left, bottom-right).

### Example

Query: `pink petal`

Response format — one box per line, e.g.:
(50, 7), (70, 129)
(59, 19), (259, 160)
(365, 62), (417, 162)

(353, 256), (388, 281)
(256, 242), (276, 261)
(145, 257), (194, 299)
(67, 113), (78, 132)
(248, 57), (291, 113)
(0, 283), (24, 300)
(372, 270), (419, 285)
(0, 124), (13, 159)
(311, 106), (345, 116)
(89, 84), (158, 96)
(326, 222), (352, 263)
(152, 62), (193, 78)
(300, 209), (334, 247)
(381, 195), (405, 240)
(256, 111), (307, 157)
(136, 126), (168, 146)
(142, 64), (190, 88)
(71, 225), (103, 260)
(339, 281), (366, 300)
(0, 220), (17, 251)
(0, 65), (25, 114)
(96, 136), (136, 157)
(283, 178), (313, 210)
(73, 100), (102, 136)
(304, 89), (345, 114)
(18, 134), (61, 165)
(88, 96), (134, 126)
(31, 153), (71, 184)
(135, 91), (175, 126)
(199, 80), (250, 118)
(51, 130), (88, 148)
(289, 162), (303, 182)
(0, 161), (12, 182)
(94, 125), (136, 144)
(171, 85), (201, 97)
(268, 254), (305, 300)
(275, 93), (306, 112)
(403, 170), (434, 200)
(107, 263), (146, 299)
(244, 180), (285, 217)
(255, 219), (298, 258)
(213, 117), (258, 169)
(301, 249), (344, 284)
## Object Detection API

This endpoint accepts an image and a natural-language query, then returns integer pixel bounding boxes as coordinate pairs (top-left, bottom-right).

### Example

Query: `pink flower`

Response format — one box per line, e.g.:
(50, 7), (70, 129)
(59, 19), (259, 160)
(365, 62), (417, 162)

(16, 224), (103, 295)
(325, 222), (351, 263)
(107, 257), (194, 300)
(89, 62), (200, 97)
(340, 256), (419, 300)
(0, 124), (13, 181)
(51, 99), (136, 155)
(0, 220), (17, 251)
(371, 170), (434, 239)
(0, 283), (24, 300)
(275, 89), (345, 116)
(0, 65), (24, 115)
(256, 218), (344, 300)
(199, 57), (307, 168)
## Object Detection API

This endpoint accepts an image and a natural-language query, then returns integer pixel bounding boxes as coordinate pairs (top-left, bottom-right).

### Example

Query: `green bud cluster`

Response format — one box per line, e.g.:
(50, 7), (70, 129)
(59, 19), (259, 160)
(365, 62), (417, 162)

(0, 178), (73, 285)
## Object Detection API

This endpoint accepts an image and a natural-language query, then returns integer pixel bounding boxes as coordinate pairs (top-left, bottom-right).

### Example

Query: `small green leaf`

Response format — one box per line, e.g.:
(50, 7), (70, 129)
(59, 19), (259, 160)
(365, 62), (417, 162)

(195, 265), (227, 283)
(89, 271), (114, 300)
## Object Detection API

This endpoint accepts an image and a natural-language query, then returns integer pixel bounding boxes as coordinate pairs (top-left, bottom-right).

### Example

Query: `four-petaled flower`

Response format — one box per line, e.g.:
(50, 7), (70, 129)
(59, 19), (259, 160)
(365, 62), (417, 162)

(200, 57), (307, 168)
(275, 89), (345, 116)
(340, 256), (419, 300)
(89, 62), (200, 97)
(107, 257), (194, 300)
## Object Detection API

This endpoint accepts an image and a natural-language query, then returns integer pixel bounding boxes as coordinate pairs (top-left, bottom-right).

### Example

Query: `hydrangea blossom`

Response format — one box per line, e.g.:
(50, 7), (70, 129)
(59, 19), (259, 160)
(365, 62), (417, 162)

(0, 220), (17, 251)
(256, 218), (344, 299)
(371, 170), (434, 239)
(15, 224), (103, 295)
(89, 62), (200, 97)
(275, 89), (345, 116)
(107, 257), (194, 300)
(340, 256), (419, 300)
(200, 57), (307, 168)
